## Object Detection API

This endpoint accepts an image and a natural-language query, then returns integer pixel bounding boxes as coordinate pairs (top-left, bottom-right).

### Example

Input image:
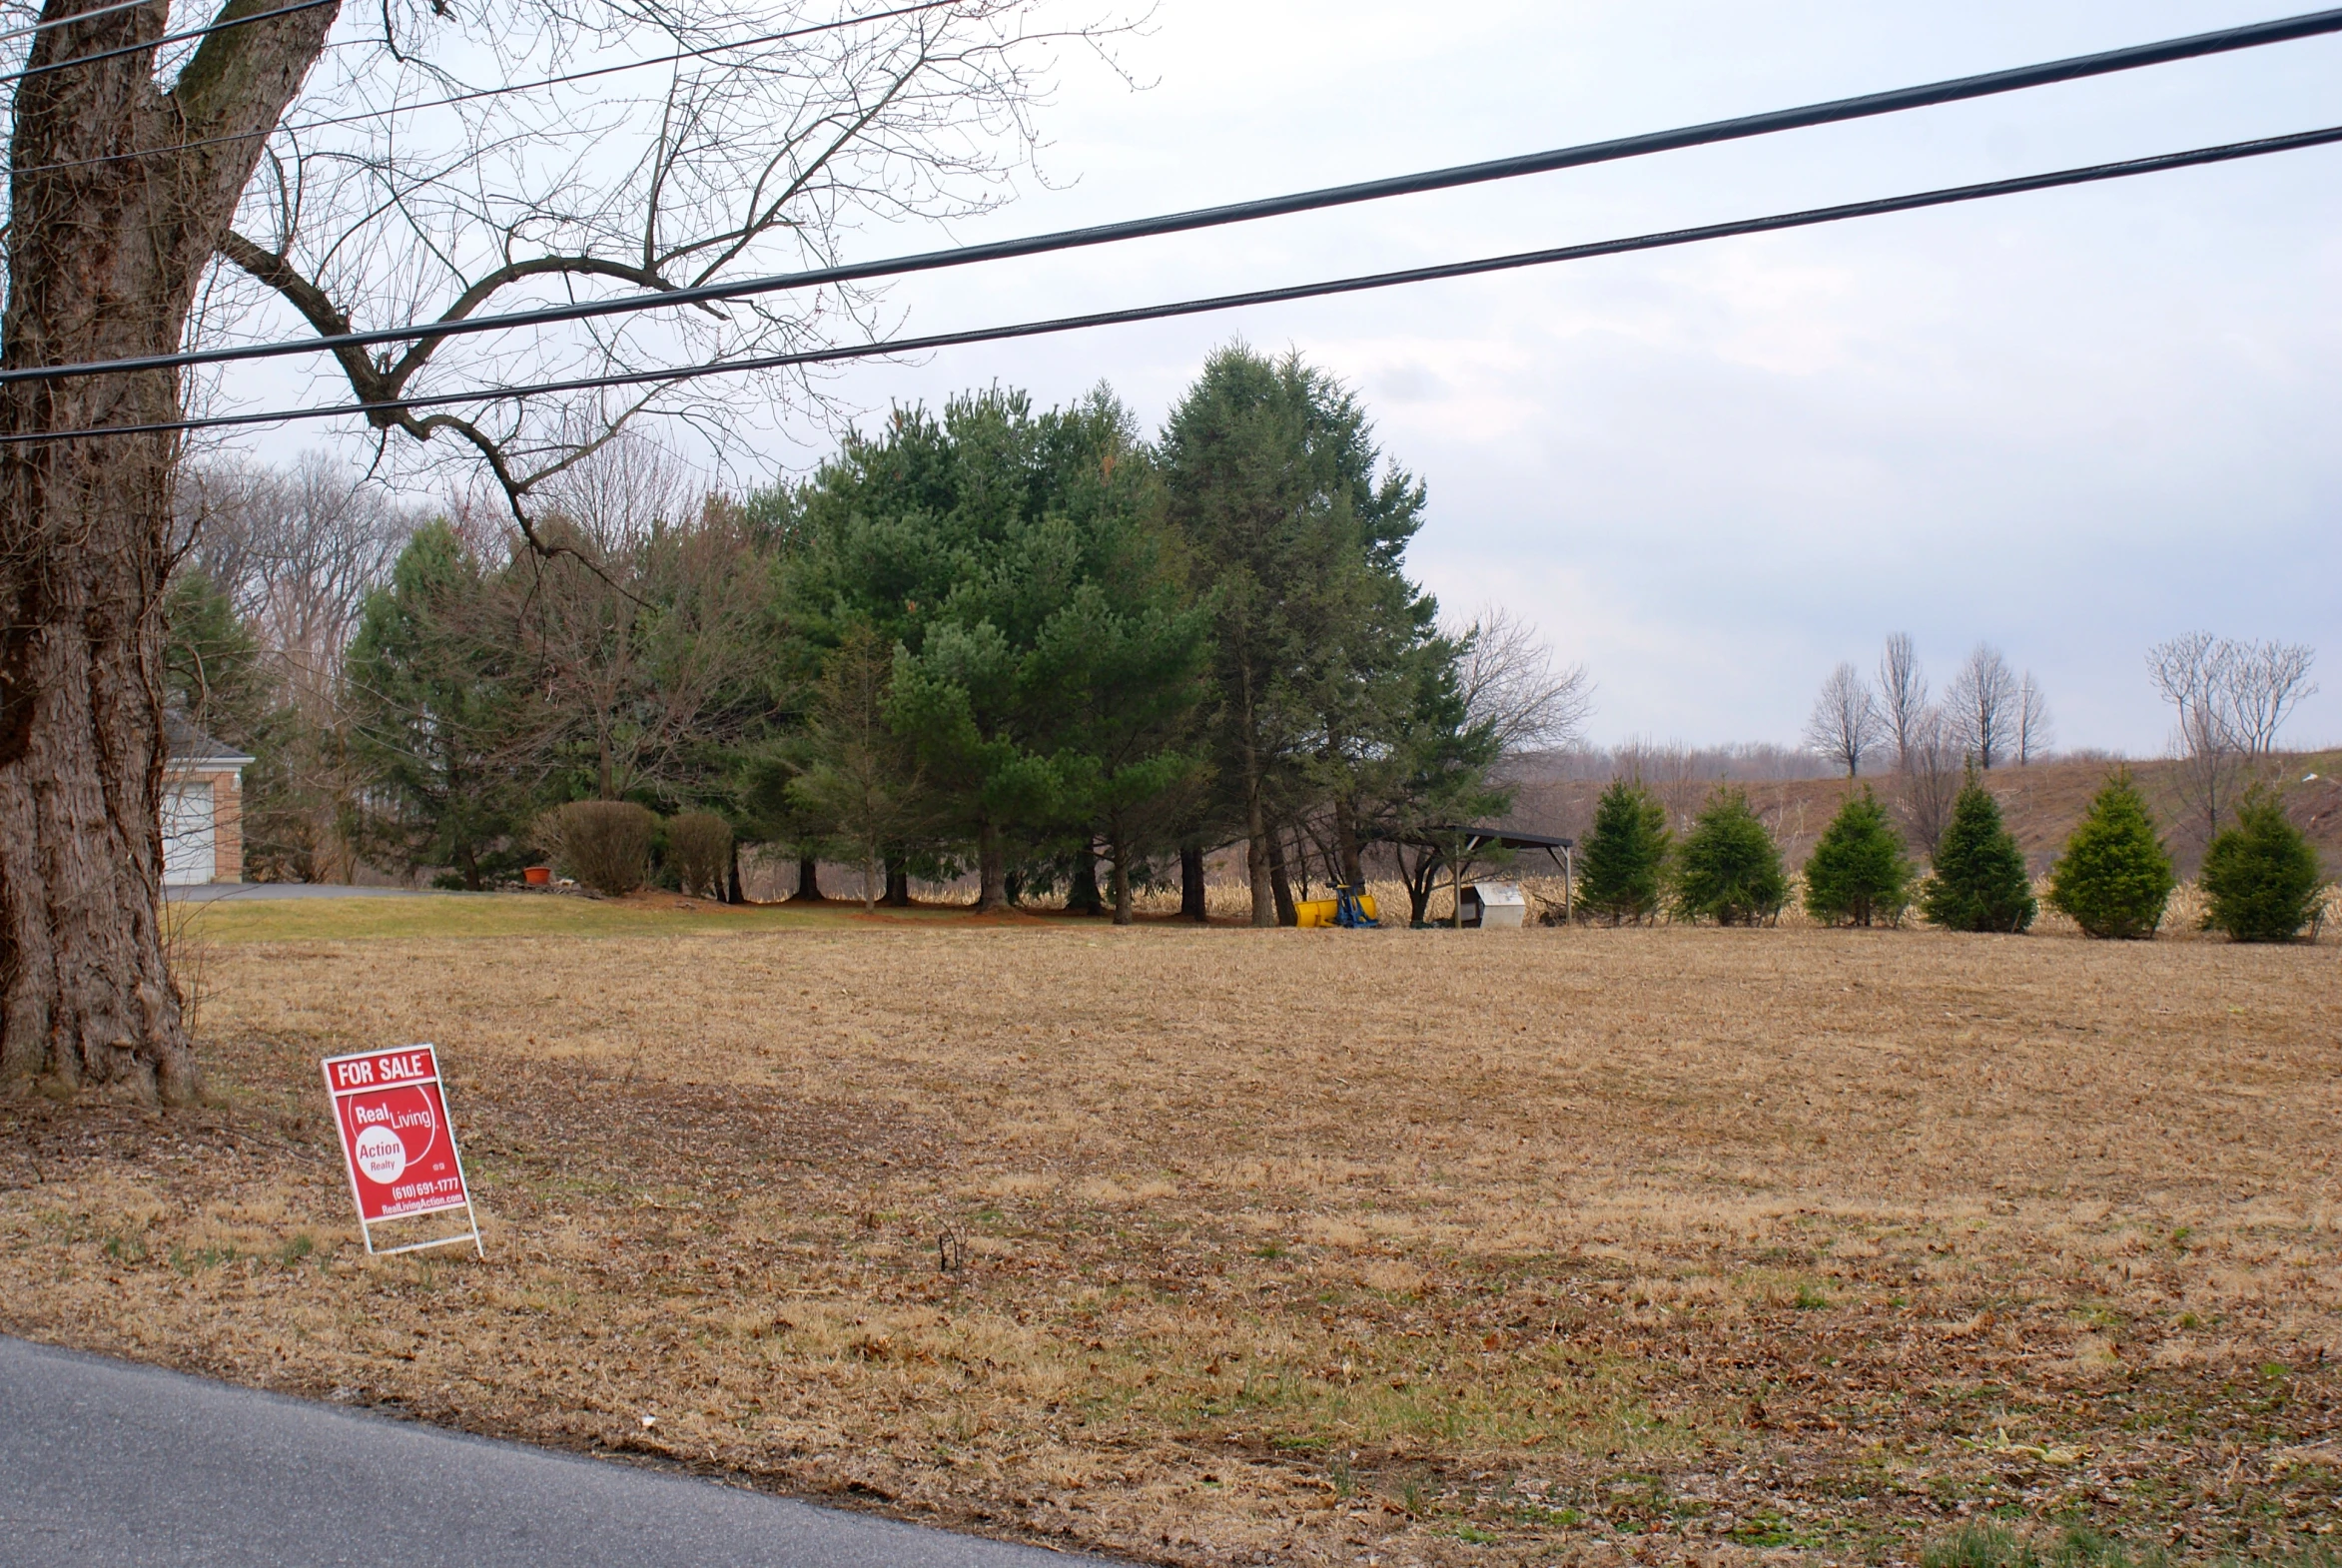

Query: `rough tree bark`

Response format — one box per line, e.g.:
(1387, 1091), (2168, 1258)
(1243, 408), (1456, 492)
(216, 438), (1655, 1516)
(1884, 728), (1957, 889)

(975, 819), (1006, 913)
(1178, 840), (1206, 923)
(0, 0), (339, 1096)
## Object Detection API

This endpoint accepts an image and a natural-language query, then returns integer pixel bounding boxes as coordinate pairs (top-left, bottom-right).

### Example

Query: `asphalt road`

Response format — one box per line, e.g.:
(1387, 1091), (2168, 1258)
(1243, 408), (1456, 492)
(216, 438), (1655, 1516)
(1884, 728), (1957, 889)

(0, 1337), (1110, 1567)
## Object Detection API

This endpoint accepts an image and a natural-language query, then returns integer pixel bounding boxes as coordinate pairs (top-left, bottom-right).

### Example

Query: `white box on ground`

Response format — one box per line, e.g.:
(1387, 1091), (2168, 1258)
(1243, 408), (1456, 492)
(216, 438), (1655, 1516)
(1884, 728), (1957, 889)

(1459, 882), (1527, 929)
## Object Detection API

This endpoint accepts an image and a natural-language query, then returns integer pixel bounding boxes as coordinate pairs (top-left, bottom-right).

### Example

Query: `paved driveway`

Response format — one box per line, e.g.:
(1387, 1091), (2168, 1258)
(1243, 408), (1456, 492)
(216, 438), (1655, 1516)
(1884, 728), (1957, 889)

(0, 1337), (1109, 1567)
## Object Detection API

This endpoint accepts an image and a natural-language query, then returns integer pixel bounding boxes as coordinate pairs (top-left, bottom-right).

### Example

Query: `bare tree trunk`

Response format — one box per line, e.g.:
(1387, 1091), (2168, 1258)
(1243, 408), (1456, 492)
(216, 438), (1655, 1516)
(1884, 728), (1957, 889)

(1333, 796), (1364, 888)
(790, 856), (824, 902)
(1108, 825), (1132, 927)
(976, 819), (1007, 912)
(1242, 753), (1274, 928)
(883, 856), (910, 907)
(0, 0), (339, 1096)
(1265, 830), (1297, 927)
(1178, 840), (1206, 923)
(1067, 841), (1103, 915)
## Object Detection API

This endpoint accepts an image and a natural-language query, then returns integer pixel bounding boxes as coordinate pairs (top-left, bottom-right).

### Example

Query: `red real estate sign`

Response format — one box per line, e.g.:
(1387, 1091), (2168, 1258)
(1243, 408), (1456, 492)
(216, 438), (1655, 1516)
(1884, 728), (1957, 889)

(322, 1046), (483, 1255)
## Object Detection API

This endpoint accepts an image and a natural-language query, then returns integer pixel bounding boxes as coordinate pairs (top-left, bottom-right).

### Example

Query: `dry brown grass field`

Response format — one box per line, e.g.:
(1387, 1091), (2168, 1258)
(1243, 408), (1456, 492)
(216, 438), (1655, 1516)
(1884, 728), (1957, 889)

(4, 902), (2340, 1566)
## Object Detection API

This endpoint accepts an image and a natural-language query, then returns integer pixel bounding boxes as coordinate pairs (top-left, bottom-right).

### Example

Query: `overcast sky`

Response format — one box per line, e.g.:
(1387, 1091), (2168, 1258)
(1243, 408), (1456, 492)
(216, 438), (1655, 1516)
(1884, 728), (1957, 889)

(258, 1), (2342, 754)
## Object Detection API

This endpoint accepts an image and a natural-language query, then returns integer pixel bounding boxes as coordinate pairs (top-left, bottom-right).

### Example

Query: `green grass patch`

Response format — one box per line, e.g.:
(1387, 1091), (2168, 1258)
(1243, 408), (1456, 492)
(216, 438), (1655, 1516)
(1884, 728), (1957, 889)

(168, 893), (970, 943)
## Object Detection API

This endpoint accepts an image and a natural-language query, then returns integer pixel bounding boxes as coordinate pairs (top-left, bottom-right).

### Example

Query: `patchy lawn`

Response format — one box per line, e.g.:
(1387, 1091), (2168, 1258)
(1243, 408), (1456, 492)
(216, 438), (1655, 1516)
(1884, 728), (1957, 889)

(5, 914), (2339, 1566)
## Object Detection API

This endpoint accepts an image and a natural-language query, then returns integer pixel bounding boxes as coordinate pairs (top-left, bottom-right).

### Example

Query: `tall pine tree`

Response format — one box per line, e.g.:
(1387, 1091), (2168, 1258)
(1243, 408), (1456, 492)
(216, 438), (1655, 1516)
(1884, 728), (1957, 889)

(2199, 792), (2326, 943)
(1578, 779), (1670, 925)
(2046, 770), (2174, 939)
(1673, 787), (1789, 926)
(1803, 787), (1914, 928)
(1920, 772), (2036, 933)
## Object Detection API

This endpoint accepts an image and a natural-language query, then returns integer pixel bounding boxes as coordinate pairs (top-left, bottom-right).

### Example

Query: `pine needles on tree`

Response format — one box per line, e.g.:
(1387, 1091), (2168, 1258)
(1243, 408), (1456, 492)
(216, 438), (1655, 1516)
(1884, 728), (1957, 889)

(1803, 787), (1914, 928)
(2045, 770), (2174, 939)
(1577, 778), (1670, 925)
(2199, 791), (2326, 943)
(1672, 787), (1788, 927)
(1921, 771), (2036, 933)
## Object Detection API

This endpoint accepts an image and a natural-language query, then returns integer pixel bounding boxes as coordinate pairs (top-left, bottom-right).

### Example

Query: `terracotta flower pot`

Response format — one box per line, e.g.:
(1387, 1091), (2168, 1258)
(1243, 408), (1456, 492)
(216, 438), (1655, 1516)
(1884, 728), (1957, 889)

(524, 866), (552, 887)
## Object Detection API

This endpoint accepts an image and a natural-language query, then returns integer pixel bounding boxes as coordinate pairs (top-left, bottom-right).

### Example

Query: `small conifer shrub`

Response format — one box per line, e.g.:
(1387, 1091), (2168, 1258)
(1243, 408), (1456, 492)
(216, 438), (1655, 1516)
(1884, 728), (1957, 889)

(2045, 771), (2174, 939)
(1803, 787), (1914, 927)
(2199, 791), (2326, 943)
(1921, 772), (2036, 933)
(1578, 778), (1670, 925)
(1672, 787), (1788, 926)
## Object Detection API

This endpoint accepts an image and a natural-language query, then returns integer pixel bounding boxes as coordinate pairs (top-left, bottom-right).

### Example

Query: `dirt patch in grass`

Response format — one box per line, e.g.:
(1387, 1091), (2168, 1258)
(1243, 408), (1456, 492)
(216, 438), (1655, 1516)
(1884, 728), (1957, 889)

(5, 918), (2340, 1565)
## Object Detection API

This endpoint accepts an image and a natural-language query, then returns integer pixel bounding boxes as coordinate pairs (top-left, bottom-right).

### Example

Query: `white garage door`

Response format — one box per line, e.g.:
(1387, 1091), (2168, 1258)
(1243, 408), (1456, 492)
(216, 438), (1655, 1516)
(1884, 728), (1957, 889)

(162, 782), (215, 886)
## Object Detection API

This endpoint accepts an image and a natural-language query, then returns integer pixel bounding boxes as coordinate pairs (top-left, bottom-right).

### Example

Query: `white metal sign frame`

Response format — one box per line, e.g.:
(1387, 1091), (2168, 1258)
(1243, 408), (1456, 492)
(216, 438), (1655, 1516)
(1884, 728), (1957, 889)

(321, 1044), (485, 1259)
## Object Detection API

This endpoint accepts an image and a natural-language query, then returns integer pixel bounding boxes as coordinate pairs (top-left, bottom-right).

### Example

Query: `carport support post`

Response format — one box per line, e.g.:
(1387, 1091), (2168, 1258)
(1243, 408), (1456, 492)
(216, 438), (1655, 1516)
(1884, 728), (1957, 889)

(1450, 834), (1464, 930)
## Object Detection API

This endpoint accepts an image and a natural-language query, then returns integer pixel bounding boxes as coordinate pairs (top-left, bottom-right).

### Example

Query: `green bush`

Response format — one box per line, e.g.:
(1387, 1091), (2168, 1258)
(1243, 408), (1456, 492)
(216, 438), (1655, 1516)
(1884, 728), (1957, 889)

(1671, 787), (1788, 926)
(1921, 772), (2035, 933)
(2045, 770), (2174, 939)
(666, 811), (733, 900)
(1803, 787), (1914, 928)
(2199, 791), (2326, 943)
(536, 801), (658, 897)
(1577, 778), (1670, 925)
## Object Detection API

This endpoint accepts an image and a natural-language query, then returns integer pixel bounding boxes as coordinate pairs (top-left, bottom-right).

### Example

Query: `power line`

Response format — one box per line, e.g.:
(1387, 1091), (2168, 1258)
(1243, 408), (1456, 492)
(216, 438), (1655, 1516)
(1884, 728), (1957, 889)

(14, 120), (2338, 447)
(8, 2), (2342, 387)
(9, 0), (967, 178)
(0, 0), (337, 89)
(0, 0), (162, 49)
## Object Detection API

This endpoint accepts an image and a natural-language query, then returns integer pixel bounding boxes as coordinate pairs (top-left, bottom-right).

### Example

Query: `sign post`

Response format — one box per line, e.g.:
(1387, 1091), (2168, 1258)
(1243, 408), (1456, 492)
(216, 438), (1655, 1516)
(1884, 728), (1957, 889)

(321, 1045), (483, 1258)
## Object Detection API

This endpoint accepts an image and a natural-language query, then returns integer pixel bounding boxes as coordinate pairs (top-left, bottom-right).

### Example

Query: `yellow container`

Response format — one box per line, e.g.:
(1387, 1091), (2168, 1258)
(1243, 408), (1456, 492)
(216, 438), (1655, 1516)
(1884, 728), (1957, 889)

(1293, 895), (1376, 928)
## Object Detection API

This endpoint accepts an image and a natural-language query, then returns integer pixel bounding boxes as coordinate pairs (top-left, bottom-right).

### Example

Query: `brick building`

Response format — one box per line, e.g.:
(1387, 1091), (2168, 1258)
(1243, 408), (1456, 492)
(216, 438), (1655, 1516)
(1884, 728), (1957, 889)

(163, 713), (255, 886)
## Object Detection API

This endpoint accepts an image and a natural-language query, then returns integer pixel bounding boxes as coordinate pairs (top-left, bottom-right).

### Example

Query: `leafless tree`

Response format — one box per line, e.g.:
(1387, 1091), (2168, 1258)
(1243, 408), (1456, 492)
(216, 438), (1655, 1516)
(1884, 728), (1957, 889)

(1877, 631), (1929, 771)
(516, 434), (774, 805)
(2014, 670), (2052, 766)
(2150, 631), (2245, 847)
(173, 453), (417, 880)
(2227, 640), (2319, 755)
(1898, 707), (1962, 861)
(2148, 633), (2318, 844)
(1801, 661), (1884, 779)
(1943, 643), (2019, 769)
(0, 0), (1125, 1096)
(1454, 606), (1594, 761)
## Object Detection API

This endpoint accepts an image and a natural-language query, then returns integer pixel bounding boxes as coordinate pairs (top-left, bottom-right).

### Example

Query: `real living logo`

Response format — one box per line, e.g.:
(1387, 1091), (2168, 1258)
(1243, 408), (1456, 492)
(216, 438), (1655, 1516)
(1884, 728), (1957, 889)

(321, 1045), (484, 1258)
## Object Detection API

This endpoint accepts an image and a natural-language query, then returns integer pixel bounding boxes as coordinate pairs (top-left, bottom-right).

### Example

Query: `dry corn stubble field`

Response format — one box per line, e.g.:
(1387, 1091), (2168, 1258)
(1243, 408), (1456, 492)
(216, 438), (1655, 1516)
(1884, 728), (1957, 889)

(5, 907), (2341, 1567)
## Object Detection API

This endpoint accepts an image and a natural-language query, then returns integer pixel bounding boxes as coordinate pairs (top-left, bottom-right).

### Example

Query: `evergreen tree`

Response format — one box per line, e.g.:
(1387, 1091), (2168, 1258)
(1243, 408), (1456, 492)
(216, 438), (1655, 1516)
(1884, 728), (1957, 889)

(2199, 791), (2326, 943)
(1160, 344), (1433, 926)
(161, 570), (266, 742)
(2046, 770), (2175, 939)
(791, 387), (1201, 910)
(1577, 778), (1670, 925)
(1920, 772), (2036, 933)
(347, 523), (536, 889)
(1803, 787), (1914, 927)
(1672, 787), (1789, 926)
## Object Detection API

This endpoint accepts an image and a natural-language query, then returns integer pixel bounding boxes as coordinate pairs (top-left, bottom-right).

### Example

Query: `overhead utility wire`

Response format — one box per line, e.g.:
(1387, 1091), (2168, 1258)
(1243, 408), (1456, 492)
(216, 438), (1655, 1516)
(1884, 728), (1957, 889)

(9, 2), (2342, 387)
(21, 121), (2341, 446)
(10, 0), (965, 177)
(0, 0), (337, 87)
(0, 0), (164, 49)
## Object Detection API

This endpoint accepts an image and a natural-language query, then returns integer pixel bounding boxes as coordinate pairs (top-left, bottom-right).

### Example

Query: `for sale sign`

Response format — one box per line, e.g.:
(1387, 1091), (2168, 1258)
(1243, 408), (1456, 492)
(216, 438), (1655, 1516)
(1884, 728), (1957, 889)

(323, 1046), (482, 1256)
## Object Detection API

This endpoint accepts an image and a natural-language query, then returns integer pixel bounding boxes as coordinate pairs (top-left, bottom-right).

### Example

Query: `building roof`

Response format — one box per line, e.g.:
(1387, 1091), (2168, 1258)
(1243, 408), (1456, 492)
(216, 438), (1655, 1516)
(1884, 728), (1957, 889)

(164, 709), (256, 768)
